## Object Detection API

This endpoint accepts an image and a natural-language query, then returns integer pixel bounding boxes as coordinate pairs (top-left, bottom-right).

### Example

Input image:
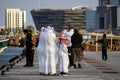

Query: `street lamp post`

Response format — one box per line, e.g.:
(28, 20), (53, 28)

(106, 5), (113, 51)
(110, 10), (113, 50)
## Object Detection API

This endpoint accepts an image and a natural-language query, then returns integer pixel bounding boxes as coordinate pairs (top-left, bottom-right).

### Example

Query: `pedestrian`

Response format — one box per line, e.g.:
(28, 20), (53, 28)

(37, 27), (45, 75)
(96, 33), (109, 61)
(71, 28), (84, 68)
(63, 25), (74, 68)
(58, 27), (70, 76)
(23, 29), (36, 67)
(43, 26), (58, 76)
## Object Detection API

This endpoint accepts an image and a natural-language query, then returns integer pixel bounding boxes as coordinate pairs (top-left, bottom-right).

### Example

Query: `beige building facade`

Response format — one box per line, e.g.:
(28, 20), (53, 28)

(6, 8), (26, 33)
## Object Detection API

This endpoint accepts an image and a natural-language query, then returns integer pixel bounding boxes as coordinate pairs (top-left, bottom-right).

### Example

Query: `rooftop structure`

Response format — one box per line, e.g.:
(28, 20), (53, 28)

(31, 9), (86, 31)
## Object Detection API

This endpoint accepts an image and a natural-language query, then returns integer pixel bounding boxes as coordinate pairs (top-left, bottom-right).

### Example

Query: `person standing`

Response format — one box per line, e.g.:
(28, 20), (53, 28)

(30, 30), (36, 66)
(59, 27), (70, 76)
(44, 26), (58, 76)
(23, 29), (36, 67)
(63, 25), (74, 68)
(96, 33), (109, 61)
(37, 27), (46, 75)
(71, 28), (84, 68)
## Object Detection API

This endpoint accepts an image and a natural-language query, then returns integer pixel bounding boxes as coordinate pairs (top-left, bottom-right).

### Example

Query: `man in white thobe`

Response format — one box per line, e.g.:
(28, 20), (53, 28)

(63, 26), (74, 68)
(44, 26), (58, 76)
(37, 27), (45, 75)
(59, 31), (70, 76)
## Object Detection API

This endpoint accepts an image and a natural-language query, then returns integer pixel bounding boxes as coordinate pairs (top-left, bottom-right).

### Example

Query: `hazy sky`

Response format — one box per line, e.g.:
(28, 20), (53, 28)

(0, 0), (98, 27)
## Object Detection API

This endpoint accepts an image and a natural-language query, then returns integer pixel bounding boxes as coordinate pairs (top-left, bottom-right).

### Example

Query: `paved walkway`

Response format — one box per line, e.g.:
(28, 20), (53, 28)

(84, 51), (120, 80)
(0, 51), (120, 80)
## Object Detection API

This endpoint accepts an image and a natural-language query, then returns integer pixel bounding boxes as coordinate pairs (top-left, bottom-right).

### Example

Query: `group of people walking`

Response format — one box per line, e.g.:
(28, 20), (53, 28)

(36, 25), (84, 76)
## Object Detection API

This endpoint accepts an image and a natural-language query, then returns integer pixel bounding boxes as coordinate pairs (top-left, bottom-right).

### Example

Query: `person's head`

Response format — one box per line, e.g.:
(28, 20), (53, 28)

(41, 27), (45, 32)
(74, 28), (79, 33)
(28, 30), (32, 34)
(61, 26), (68, 30)
(23, 29), (28, 35)
(103, 33), (106, 38)
(51, 27), (54, 32)
(68, 25), (74, 30)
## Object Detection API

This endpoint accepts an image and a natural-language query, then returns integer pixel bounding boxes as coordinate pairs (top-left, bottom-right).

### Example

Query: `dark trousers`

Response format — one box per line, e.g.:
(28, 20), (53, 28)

(68, 46), (74, 66)
(102, 47), (107, 60)
(26, 50), (34, 66)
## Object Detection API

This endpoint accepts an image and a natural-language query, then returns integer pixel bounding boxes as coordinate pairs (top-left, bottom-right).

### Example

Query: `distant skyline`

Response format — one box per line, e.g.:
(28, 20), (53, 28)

(0, 0), (98, 27)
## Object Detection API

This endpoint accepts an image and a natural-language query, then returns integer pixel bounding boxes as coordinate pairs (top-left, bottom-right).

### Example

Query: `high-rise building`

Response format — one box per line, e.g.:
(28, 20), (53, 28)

(97, 0), (120, 35)
(86, 9), (97, 32)
(99, 0), (120, 6)
(97, 6), (118, 30)
(99, 0), (110, 6)
(31, 9), (86, 31)
(5, 8), (26, 33)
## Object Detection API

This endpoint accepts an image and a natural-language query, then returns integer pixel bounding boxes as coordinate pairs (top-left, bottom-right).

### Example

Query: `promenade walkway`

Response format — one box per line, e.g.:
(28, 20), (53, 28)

(0, 50), (120, 80)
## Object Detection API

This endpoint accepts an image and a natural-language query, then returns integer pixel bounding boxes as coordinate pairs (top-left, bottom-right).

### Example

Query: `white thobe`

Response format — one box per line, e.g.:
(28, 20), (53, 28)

(37, 27), (45, 73)
(63, 29), (74, 47)
(59, 44), (69, 73)
(59, 33), (69, 73)
(44, 28), (58, 74)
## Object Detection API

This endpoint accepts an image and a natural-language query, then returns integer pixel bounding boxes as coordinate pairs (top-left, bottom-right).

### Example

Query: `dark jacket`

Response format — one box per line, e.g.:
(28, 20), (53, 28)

(71, 32), (84, 50)
(26, 33), (33, 49)
(98, 38), (108, 49)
